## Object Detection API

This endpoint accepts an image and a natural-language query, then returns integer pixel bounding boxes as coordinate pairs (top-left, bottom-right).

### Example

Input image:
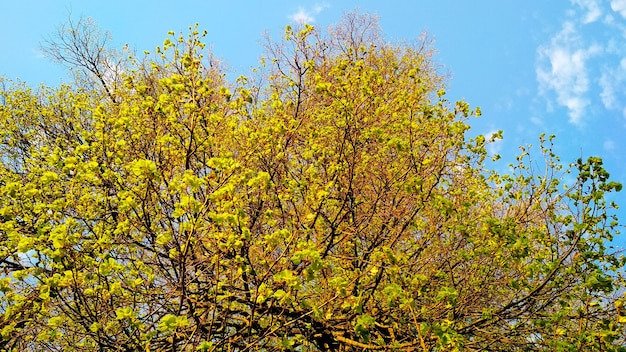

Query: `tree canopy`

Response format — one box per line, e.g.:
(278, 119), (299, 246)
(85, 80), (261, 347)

(0, 12), (625, 351)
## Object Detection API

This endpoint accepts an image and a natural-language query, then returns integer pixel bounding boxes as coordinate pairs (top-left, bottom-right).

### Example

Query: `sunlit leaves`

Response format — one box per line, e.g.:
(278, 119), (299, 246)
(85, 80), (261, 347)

(158, 314), (189, 332)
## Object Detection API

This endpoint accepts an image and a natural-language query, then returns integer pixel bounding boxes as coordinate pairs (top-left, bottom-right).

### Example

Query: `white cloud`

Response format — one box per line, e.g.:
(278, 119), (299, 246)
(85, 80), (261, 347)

(289, 8), (314, 24)
(611, 0), (626, 18)
(599, 72), (617, 109)
(536, 0), (626, 128)
(536, 21), (601, 125)
(288, 3), (329, 25)
(485, 130), (504, 156)
(600, 59), (626, 119)
(530, 116), (544, 126)
(313, 3), (330, 14)
(572, 0), (602, 23)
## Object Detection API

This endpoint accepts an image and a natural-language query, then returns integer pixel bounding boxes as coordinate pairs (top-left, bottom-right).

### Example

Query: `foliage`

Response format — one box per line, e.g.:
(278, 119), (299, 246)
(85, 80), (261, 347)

(0, 11), (625, 351)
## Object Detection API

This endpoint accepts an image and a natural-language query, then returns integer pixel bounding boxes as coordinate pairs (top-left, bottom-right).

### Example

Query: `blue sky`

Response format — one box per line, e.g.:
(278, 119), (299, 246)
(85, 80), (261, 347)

(1, 1), (626, 248)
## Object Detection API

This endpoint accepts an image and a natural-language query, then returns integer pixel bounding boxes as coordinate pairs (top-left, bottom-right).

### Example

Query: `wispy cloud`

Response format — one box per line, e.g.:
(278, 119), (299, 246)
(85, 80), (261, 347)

(533, 0), (626, 125)
(530, 115), (545, 126)
(289, 8), (314, 25)
(288, 3), (330, 24)
(536, 21), (601, 125)
(603, 138), (617, 152)
(572, 0), (602, 23)
(599, 58), (626, 110)
(610, 0), (626, 18)
(485, 130), (504, 156)
(598, 4), (626, 119)
(288, 3), (330, 25)
(313, 3), (330, 14)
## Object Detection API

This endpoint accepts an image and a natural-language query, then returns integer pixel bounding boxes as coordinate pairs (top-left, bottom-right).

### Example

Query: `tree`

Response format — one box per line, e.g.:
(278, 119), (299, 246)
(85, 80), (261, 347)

(0, 11), (625, 351)
(40, 14), (129, 103)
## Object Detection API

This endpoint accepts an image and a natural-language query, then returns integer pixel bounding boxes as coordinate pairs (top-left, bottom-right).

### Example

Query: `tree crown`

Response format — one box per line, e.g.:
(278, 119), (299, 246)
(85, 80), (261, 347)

(0, 11), (624, 351)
